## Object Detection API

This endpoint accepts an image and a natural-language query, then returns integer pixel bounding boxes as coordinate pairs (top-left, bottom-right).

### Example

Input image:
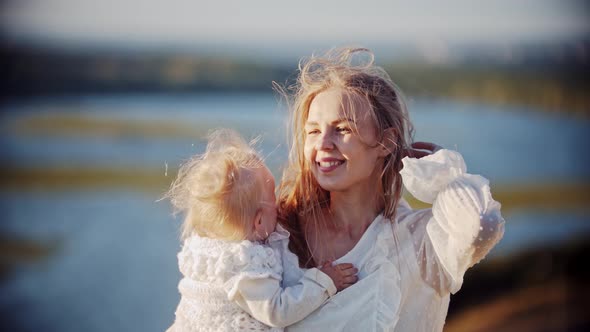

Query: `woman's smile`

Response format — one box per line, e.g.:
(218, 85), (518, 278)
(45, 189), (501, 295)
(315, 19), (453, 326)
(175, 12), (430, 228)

(316, 158), (346, 173)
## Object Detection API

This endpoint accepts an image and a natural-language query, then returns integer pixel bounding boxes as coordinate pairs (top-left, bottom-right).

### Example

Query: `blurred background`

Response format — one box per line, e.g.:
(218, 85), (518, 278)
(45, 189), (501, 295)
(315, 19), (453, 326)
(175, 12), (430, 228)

(0, 1), (589, 331)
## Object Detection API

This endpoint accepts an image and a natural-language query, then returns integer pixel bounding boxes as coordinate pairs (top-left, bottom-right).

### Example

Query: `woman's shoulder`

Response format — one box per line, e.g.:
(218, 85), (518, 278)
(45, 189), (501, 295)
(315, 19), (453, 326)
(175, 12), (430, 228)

(373, 208), (430, 258)
(361, 214), (400, 256)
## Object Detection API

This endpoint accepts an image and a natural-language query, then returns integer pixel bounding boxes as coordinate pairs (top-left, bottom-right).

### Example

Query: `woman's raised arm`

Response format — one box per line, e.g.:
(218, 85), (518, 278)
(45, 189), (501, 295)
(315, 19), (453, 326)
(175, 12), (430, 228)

(398, 148), (505, 294)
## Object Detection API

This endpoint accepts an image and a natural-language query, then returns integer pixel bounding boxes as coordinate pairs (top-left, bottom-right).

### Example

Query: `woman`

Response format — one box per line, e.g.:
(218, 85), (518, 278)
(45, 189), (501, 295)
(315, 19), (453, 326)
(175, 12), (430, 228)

(274, 48), (505, 331)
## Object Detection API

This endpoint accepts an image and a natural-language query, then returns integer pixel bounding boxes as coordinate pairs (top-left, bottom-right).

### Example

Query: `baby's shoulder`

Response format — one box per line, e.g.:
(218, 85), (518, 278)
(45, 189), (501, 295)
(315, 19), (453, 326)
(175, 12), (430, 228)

(178, 236), (282, 283)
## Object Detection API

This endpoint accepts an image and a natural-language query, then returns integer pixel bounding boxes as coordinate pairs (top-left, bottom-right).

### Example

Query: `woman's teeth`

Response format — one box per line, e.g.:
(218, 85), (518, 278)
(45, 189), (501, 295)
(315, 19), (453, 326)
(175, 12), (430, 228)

(318, 160), (344, 167)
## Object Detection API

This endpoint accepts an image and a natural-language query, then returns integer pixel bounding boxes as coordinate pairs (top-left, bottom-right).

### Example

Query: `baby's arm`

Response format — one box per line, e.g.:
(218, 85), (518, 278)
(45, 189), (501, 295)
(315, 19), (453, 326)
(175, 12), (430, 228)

(228, 263), (357, 328)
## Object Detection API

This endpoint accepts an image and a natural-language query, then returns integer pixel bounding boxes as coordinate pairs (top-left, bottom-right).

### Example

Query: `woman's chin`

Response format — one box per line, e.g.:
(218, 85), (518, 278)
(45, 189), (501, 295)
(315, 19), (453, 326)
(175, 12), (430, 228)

(316, 178), (346, 192)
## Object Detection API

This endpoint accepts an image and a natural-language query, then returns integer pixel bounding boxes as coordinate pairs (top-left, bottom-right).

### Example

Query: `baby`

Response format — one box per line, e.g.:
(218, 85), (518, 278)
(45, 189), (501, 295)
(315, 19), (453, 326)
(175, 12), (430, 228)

(164, 129), (358, 331)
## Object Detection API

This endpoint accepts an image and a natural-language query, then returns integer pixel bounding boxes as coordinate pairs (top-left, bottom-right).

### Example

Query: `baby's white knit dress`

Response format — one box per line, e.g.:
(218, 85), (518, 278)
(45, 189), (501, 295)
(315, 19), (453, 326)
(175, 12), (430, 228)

(167, 227), (336, 332)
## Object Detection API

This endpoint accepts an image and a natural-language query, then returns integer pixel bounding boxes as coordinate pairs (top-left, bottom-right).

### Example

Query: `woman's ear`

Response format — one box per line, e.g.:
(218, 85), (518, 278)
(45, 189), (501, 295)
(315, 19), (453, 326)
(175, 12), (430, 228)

(378, 128), (398, 157)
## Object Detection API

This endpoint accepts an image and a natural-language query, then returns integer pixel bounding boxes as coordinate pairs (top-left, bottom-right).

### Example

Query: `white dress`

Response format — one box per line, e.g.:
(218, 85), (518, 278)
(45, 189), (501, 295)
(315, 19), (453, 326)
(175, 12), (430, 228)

(275, 149), (505, 332)
(167, 230), (337, 332)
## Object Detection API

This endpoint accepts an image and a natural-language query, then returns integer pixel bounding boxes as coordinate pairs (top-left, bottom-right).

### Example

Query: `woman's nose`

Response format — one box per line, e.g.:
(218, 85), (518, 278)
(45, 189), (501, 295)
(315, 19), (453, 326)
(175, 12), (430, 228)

(316, 132), (335, 150)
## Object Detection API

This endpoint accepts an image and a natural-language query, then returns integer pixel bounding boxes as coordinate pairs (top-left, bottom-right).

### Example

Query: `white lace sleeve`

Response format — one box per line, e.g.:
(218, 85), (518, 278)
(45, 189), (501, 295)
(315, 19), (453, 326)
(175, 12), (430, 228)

(225, 243), (337, 328)
(399, 149), (505, 294)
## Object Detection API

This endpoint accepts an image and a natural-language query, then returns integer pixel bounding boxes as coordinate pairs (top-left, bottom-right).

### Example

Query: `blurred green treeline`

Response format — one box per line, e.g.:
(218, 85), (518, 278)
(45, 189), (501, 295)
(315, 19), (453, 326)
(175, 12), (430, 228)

(2, 42), (589, 115)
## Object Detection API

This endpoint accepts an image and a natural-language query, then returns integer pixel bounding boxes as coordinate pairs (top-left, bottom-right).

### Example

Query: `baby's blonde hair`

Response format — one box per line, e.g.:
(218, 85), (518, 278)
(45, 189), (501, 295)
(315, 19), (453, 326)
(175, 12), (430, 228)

(164, 129), (265, 241)
(277, 47), (414, 266)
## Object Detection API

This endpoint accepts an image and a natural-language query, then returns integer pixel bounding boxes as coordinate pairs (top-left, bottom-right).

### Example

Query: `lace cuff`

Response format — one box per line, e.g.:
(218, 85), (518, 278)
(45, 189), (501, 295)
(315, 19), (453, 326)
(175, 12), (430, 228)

(400, 149), (467, 204)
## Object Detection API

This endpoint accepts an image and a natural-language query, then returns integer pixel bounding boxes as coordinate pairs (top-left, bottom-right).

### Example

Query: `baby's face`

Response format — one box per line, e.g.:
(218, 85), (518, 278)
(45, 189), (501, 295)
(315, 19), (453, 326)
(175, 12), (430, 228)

(255, 166), (277, 240)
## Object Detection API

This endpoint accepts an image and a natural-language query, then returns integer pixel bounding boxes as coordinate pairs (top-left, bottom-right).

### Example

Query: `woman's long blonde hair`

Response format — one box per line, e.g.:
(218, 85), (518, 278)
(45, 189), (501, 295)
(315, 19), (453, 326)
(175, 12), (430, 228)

(277, 47), (414, 266)
(163, 129), (265, 241)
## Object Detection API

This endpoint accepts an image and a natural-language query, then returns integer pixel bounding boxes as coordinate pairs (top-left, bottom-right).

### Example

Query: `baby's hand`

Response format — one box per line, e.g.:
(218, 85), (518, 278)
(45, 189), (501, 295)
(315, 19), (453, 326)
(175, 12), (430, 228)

(319, 262), (359, 292)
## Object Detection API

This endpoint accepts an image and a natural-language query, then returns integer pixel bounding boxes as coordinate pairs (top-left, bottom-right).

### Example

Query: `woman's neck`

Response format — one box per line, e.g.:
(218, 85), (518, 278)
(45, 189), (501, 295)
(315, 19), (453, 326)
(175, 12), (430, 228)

(327, 182), (383, 235)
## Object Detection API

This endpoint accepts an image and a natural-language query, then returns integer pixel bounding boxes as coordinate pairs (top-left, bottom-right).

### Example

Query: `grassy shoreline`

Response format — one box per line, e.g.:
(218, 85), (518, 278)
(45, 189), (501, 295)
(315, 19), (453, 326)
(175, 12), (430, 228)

(0, 166), (588, 212)
(10, 113), (211, 140)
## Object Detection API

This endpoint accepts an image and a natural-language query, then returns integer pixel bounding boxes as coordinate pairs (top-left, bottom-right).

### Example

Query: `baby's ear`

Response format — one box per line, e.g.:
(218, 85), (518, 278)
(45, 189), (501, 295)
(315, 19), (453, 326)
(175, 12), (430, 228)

(252, 208), (264, 238)
(378, 128), (398, 157)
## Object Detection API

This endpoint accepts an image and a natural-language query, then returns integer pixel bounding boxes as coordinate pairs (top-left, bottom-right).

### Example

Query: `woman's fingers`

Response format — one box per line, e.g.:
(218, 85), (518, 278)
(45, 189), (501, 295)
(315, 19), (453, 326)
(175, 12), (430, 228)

(405, 148), (431, 159)
(403, 142), (443, 159)
(411, 141), (442, 152)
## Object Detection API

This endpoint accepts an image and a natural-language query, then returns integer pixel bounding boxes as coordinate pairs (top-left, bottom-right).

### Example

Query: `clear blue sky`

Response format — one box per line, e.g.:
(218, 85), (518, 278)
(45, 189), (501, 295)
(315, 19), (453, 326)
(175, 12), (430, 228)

(1, 0), (588, 60)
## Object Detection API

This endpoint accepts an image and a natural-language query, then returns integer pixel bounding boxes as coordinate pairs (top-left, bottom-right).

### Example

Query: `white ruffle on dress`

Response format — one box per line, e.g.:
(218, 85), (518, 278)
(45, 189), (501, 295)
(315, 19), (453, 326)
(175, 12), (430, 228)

(276, 149), (505, 332)
(167, 229), (337, 332)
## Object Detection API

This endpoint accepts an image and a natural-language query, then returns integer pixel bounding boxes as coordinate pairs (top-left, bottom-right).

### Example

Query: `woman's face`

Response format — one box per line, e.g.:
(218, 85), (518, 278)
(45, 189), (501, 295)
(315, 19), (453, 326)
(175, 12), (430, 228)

(304, 88), (383, 193)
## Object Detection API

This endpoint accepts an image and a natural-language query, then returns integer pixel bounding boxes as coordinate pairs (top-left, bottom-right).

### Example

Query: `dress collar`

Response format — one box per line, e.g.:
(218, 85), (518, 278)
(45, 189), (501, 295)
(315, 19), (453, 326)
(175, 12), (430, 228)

(334, 213), (385, 264)
(265, 223), (291, 244)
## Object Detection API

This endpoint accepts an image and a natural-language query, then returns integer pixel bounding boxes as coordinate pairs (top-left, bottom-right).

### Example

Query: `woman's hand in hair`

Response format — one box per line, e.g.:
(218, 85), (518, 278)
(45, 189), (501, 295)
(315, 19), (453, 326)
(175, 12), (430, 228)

(403, 142), (443, 159)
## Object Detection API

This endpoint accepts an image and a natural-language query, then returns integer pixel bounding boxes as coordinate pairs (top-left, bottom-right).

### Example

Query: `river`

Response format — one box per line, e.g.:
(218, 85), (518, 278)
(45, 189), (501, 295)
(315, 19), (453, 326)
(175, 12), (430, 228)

(0, 93), (588, 331)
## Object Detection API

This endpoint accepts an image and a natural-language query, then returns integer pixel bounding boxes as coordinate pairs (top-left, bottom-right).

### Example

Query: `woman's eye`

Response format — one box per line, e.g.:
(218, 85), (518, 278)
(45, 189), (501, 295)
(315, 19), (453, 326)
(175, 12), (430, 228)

(336, 127), (351, 133)
(307, 129), (320, 135)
